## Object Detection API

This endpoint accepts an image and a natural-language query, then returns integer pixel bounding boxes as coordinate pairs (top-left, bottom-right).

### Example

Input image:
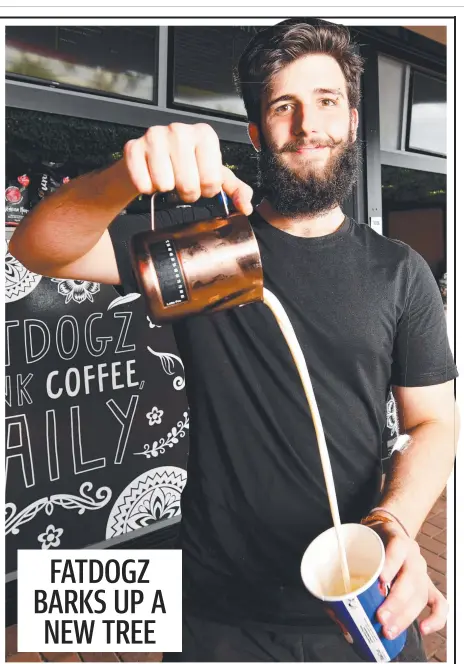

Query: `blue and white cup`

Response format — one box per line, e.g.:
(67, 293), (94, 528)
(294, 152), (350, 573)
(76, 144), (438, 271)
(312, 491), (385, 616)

(301, 523), (407, 662)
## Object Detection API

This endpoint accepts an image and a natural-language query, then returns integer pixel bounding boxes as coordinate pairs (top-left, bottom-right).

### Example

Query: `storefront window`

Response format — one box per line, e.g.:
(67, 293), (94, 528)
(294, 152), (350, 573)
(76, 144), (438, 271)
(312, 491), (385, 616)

(378, 55), (446, 158)
(6, 26), (158, 102)
(171, 26), (258, 118)
(381, 165), (446, 281)
(407, 70), (446, 156)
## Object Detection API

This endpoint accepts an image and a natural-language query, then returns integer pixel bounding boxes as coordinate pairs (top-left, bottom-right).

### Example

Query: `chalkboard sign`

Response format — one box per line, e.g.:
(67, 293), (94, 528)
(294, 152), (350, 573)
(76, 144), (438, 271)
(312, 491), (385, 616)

(5, 230), (189, 575)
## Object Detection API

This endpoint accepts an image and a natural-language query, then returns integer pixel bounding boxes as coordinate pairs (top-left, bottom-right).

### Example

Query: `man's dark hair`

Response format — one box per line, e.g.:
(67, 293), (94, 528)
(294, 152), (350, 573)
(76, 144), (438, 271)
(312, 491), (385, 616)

(234, 21), (364, 126)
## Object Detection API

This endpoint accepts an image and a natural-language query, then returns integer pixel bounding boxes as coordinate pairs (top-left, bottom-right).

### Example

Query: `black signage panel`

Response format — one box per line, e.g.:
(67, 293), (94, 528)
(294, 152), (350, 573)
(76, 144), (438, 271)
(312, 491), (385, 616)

(5, 234), (188, 574)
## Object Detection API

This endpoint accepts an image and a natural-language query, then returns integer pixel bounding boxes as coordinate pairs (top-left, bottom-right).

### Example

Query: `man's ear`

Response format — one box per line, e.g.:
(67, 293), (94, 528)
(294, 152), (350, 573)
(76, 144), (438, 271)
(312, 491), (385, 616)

(248, 123), (261, 152)
(350, 109), (359, 143)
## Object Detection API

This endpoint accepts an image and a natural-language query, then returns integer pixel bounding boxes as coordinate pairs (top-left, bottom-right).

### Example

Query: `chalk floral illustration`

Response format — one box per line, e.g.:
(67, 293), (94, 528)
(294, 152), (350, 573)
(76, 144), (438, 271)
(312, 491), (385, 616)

(5, 239), (42, 303)
(108, 292), (141, 310)
(135, 411), (189, 459)
(6, 483), (112, 536)
(37, 524), (63, 550)
(51, 278), (100, 304)
(147, 348), (185, 390)
(146, 406), (164, 426)
(106, 466), (187, 538)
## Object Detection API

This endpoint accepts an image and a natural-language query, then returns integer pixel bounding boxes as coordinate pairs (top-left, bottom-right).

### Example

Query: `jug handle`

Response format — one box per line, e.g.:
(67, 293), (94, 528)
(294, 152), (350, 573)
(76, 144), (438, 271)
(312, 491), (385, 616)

(150, 188), (230, 231)
(150, 193), (157, 231)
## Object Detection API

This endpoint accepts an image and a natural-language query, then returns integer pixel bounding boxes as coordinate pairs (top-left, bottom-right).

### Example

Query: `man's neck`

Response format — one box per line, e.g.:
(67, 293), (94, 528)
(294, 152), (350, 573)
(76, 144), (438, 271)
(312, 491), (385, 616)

(256, 198), (346, 238)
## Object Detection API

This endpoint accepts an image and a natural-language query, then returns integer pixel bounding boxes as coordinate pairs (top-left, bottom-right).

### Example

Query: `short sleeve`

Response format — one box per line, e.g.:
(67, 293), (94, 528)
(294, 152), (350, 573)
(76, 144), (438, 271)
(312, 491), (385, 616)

(109, 212), (150, 295)
(391, 248), (458, 387)
(108, 206), (217, 296)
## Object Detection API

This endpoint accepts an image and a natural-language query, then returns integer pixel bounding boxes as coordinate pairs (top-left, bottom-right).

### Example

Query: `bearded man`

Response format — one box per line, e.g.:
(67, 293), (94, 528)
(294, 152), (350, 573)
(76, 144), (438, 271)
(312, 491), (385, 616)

(10, 20), (457, 662)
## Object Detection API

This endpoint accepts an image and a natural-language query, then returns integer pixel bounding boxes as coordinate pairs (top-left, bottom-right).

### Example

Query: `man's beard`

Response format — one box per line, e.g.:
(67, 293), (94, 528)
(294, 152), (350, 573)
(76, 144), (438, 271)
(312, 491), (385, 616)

(256, 130), (361, 217)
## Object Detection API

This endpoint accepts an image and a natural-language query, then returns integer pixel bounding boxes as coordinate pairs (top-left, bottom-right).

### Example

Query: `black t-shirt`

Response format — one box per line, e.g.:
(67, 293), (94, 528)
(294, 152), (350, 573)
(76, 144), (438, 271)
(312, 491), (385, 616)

(109, 207), (457, 628)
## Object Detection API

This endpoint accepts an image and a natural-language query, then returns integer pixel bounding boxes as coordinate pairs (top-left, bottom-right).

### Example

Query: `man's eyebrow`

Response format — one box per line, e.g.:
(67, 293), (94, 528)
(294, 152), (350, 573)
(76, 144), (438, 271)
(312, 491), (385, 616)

(266, 94), (296, 110)
(266, 88), (345, 109)
(314, 87), (345, 98)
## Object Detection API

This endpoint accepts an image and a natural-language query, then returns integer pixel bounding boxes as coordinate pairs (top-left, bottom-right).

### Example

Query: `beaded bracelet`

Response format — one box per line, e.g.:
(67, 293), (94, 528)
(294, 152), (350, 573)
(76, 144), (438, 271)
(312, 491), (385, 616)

(361, 508), (410, 539)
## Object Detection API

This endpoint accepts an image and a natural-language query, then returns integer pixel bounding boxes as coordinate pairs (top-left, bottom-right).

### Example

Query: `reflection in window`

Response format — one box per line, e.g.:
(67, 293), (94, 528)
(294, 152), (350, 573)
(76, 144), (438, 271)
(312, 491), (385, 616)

(381, 165), (445, 205)
(407, 71), (446, 156)
(381, 165), (446, 280)
(172, 27), (258, 117)
(6, 26), (157, 102)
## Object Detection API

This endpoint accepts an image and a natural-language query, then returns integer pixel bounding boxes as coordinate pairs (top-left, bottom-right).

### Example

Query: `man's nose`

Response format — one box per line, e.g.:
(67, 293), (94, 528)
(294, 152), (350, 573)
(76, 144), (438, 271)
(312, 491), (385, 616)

(292, 103), (320, 136)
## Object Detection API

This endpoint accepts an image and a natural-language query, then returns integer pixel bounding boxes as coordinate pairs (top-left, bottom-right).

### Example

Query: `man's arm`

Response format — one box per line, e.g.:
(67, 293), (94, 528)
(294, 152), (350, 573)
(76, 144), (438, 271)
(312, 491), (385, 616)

(8, 159), (138, 284)
(366, 380), (459, 639)
(8, 123), (253, 285)
(379, 379), (459, 537)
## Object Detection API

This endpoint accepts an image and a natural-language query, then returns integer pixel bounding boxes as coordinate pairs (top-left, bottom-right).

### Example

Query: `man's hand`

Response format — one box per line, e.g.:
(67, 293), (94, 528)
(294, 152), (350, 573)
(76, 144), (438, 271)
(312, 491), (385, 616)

(123, 122), (254, 215)
(369, 522), (448, 639)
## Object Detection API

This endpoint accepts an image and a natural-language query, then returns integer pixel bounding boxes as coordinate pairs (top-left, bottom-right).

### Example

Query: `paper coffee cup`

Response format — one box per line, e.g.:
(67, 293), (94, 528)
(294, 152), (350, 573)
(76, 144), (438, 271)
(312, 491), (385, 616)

(301, 523), (407, 663)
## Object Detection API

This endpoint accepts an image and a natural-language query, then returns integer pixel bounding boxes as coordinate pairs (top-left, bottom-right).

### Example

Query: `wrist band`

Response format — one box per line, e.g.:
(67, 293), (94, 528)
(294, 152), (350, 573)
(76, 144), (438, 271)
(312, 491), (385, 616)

(361, 508), (410, 538)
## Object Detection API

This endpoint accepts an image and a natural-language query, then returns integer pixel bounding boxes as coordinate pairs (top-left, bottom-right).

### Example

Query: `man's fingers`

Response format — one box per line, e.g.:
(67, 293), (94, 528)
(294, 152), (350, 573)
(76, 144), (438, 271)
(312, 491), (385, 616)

(368, 526), (445, 640)
(124, 122), (254, 212)
(419, 579), (448, 635)
(377, 566), (427, 639)
(124, 139), (155, 195)
(144, 126), (176, 194)
(222, 166), (254, 216)
(168, 124), (202, 202)
(380, 534), (415, 586)
(195, 124), (223, 199)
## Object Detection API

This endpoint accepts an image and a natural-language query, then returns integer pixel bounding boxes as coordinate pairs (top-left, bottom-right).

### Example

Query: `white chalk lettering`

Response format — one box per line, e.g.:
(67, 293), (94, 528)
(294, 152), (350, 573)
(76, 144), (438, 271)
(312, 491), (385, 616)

(106, 395), (139, 464)
(85, 313), (113, 357)
(56, 316), (79, 361)
(5, 414), (35, 488)
(46, 361), (138, 399)
(65, 368), (80, 398)
(46, 410), (60, 481)
(5, 320), (20, 367)
(126, 360), (139, 387)
(111, 362), (124, 390)
(71, 406), (106, 474)
(5, 375), (12, 407)
(114, 312), (136, 354)
(7, 311), (135, 367)
(46, 371), (62, 399)
(16, 373), (34, 407)
(97, 364), (109, 392)
(25, 319), (51, 364)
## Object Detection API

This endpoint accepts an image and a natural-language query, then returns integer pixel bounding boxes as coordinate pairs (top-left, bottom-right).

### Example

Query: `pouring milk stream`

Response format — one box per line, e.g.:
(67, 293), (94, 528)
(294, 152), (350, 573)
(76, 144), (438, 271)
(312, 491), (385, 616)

(131, 193), (353, 594)
(263, 288), (352, 594)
